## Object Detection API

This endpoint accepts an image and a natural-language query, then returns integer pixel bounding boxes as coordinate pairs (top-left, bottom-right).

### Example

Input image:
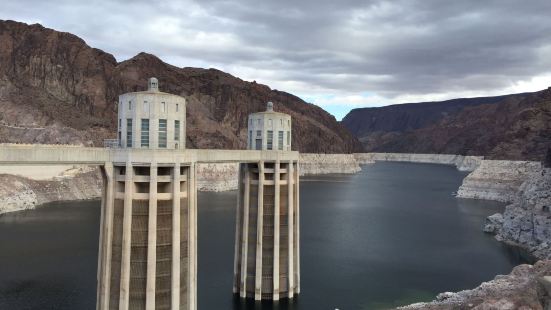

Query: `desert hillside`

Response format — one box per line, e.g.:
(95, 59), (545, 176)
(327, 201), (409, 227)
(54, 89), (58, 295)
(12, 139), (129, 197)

(0, 20), (362, 153)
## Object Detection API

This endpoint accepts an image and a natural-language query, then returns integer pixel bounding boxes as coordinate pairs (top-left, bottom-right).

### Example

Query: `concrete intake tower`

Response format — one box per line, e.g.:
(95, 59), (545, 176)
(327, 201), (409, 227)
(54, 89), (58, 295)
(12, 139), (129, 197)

(233, 102), (300, 300)
(96, 78), (196, 310)
(0, 78), (301, 309)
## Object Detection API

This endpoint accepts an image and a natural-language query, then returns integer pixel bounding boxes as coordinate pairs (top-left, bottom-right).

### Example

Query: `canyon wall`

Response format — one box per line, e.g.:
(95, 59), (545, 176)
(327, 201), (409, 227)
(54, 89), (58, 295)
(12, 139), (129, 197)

(355, 153), (483, 171)
(457, 160), (542, 202)
(457, 160), (551, 260)
(0, 166), (102, 214)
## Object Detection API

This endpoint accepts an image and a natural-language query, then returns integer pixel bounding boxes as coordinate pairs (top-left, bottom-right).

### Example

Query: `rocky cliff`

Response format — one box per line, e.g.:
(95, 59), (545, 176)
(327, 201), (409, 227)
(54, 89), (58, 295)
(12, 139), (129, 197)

(343, 93), (529, 139)
(484, 168), (551, 260)
(196, 163), (239, 192)
(0, 20), (362, 153)
(398, 260), (551, 310)
(457, 160), (542, 202)
(343, 88), (551, 162)
(0, 166), (102, 214)
(456, 159), (551, 260)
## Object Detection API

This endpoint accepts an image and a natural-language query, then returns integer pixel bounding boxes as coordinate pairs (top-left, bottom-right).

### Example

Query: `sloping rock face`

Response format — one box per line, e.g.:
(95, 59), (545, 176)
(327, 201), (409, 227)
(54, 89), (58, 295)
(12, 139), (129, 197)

(490, 168), (551, 260)
(343, 88), (551, 162)
(457, 160), (542, 202)
(397, 260), (551, 310)
(459, 160), (551, 260)
(196, 163), (238, 192)
(343, 93), (529, 139)
(0, 167), (102, 214)
(0, 20), (362, 153)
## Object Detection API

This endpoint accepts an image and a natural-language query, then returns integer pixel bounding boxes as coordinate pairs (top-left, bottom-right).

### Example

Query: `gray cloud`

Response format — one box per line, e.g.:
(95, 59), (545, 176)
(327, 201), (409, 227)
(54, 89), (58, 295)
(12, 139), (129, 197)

(1, 0), (551, 107)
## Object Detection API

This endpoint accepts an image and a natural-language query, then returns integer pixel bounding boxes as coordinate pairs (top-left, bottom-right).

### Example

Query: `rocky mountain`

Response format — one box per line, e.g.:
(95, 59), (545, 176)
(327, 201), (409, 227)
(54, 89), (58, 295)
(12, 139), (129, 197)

(0, 20), (362, 153)
(342, 89), (551, 161)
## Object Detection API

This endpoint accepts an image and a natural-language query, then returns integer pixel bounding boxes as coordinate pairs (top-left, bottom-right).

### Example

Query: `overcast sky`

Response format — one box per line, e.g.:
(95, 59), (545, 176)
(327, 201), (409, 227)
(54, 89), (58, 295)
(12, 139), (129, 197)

(2, 0), (551, 119)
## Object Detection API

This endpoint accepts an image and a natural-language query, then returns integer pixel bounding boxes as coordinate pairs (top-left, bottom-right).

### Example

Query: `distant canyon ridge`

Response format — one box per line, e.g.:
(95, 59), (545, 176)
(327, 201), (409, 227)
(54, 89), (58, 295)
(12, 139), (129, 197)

(1, 20), (550, 161)
(342, 89), (551, 162)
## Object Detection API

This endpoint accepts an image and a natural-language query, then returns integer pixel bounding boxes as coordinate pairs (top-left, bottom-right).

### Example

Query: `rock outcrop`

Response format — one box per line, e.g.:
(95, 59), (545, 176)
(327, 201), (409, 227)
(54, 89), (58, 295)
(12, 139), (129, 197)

(457, 160), (542, 202)
(0, 166), (102, 214)
(196, 163), (238, 192)
(397, 260), (551, 310)
(0, 20), (362, 154)
(457, 160), (551, 260)
(486, 168), (551, 260)
(355, 153), (483, 171)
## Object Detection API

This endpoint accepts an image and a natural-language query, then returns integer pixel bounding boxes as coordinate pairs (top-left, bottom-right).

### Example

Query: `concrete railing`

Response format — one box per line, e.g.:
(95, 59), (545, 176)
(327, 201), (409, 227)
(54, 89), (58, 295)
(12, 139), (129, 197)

(0, 144), (299, 165)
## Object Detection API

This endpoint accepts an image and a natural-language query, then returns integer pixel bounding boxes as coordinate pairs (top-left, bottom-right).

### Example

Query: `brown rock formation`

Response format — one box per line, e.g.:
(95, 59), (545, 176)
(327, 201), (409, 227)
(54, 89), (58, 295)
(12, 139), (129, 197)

(343, 89), (551, 161)
(0, 20), (362, 153)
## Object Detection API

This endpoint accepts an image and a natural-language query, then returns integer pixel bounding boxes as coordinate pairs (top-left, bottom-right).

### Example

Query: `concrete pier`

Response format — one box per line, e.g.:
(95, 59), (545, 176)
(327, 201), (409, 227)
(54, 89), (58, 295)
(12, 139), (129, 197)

(233, 102), (300, 301)
(234, 161), (300, 300)
(95, 161), (195, 310)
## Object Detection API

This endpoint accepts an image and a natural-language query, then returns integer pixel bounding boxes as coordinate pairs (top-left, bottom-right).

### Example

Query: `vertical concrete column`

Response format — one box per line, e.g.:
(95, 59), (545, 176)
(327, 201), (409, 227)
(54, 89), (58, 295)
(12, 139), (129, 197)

(96, 167), (107, 309)
(119, 162), (134, 310)
(172, 162), (181, 310)
(146, 163), (158, 310)
(97, 162), (114, 310)
(273, 161), (281, 300)
(188, 163), (198, 310)
(239, 164), (250, 298)
(233, 164), (243, 294)
(294, 161), (300, 294)
(287, 160), (294, 298)
(254, 161), (265, 300)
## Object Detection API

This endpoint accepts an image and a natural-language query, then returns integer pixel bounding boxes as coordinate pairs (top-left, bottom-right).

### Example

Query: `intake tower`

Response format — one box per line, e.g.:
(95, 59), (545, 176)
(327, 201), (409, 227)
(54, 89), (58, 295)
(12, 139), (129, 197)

(233, 102), (300, 300)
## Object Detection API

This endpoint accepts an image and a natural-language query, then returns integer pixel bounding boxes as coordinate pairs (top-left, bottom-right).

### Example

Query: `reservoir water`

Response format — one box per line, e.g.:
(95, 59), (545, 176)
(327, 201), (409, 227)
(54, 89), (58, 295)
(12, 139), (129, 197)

(0, 162), (526, 309)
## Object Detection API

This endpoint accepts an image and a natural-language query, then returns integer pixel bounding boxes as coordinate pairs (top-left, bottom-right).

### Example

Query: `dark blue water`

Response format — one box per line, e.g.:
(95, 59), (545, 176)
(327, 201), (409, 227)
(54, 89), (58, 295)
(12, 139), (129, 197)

(0, 162), (526, 310)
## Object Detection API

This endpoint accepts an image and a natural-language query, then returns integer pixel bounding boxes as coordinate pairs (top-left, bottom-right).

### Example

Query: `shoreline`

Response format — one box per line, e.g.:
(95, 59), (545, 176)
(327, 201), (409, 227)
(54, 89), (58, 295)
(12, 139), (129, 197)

(1, 152), (549, 308)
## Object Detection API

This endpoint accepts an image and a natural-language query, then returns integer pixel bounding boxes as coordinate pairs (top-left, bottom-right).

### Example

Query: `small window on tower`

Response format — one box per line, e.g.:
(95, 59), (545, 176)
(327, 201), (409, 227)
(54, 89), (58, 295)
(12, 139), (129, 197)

(128, 101), (132, 110)
(161, 102), (166, 113)
(176, 103), (179, 112)
(143, 101), (148, 111)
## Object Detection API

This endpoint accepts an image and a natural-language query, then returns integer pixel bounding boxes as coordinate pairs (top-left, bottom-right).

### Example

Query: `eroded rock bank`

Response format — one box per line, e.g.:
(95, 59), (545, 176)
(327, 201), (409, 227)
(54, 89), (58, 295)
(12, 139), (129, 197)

(397, 260), (551, 310)
(484, 168), (551, 260)
(0, 166), (102, 214)
(456, 159), (551, 260)
(457, 160), (543, 202)
(354, 153), (483, 171)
